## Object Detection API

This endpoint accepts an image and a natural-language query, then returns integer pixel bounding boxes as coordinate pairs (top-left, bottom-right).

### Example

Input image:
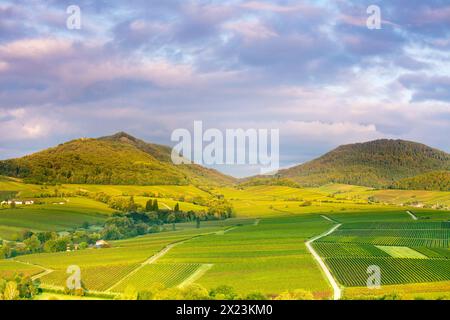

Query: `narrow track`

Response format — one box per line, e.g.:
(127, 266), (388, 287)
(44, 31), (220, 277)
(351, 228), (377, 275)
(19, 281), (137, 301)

(406, 210), (418, 220)
(306, 223), (342, 300)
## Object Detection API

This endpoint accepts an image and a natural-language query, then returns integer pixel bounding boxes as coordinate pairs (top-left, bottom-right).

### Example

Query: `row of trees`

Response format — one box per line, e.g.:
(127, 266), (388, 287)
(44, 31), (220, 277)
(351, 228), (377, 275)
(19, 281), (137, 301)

(118, 283), (315, 301)
(101, 198), (233, 240)
(0, 230), (102, 259)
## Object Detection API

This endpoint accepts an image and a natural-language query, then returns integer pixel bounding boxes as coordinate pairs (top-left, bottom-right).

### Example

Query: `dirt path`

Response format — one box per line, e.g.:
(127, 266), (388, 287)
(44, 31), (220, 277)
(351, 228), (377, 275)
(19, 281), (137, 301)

(320, 215), (339, 223)
(406, 210), (418, 221)
(106, 224), (243, 292)
(13, 259), (54, 281)
(106, 240), (187, 292)
(306, 223), (342, 300)
(160, 202), (172, 210)
(177, 264), (213, 288)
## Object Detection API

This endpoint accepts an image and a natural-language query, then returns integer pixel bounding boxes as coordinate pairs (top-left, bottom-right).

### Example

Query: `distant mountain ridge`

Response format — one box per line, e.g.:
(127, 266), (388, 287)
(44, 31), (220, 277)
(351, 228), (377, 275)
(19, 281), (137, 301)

(277, 139), (450, 188)
(0, 132), (235, 186)
(1, 136), (448, 190)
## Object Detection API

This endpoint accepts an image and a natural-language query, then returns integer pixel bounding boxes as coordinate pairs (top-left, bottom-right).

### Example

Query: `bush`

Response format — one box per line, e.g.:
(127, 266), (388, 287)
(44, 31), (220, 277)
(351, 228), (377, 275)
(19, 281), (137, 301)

(209, 285), (239, 300)
(274, 289), (314, 300)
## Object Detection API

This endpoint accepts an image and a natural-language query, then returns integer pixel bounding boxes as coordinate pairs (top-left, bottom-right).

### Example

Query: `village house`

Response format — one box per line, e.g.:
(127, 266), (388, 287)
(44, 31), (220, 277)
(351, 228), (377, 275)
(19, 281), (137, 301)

(95, 240), (111, 249)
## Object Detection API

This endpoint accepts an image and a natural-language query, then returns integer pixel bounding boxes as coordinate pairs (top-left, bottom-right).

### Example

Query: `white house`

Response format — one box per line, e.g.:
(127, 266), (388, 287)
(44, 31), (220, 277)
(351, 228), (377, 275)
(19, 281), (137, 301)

(95, 240), (110, 248)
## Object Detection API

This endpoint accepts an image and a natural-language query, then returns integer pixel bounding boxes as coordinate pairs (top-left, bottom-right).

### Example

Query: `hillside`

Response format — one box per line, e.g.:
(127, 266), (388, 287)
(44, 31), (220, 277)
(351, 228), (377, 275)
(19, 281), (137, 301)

(0, 132), (235, 186)
(393, 171), (450, 191)
(277, 139), (450, 188)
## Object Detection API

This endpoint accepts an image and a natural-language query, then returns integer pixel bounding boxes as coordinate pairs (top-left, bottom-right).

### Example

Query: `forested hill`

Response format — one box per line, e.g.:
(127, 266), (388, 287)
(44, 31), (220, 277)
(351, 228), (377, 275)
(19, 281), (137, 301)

(393, 171), (450, 191)
(277, 139), (450, 188)
(0, 132), (235, 186)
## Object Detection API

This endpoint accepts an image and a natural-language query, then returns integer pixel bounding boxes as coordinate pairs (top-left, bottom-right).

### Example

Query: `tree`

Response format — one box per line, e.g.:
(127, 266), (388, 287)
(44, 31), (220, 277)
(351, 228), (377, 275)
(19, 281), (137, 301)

(145, 199), (153, 211)
(209, 285), (238, 300)
(16, 275), (40, 299)
(0, 243), (11, 259)
(274, 289), (314, 300)
(128, 196), (137, 211)
(174, 203), (180, 212)
(24, 235), (41, 253)
(168, 213), (176, 231)
(2, 281), (19, 300)
(195, 211), (207, 229)
(78, 242), (88, 250)
(120, 285), (138, 300)
(153, 199), (159, 211)
(43, 238), (68, 253)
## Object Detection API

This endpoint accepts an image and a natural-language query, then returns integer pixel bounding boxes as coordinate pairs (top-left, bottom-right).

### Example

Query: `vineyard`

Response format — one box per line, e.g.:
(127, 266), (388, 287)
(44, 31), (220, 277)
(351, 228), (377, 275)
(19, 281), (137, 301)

(0, 260), (43, 279)
(40, 264), (138, 291)
(313, 243), (390, 258)
(315, 218), (450, 290)
(112, 263), (202, 292)
(320, 221), (450, 248)
(326, 258), (450, 287)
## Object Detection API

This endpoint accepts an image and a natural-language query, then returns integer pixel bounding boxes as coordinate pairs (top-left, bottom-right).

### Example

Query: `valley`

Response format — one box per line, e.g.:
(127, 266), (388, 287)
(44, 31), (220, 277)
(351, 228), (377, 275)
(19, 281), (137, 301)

(0, 135), (449, 300)
(1, 177), (450, 300)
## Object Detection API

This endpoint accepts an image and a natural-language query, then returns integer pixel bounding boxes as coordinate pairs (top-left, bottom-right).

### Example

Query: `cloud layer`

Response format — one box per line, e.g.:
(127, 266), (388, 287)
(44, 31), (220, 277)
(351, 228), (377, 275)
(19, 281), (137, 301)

(1, 0), (449, 177)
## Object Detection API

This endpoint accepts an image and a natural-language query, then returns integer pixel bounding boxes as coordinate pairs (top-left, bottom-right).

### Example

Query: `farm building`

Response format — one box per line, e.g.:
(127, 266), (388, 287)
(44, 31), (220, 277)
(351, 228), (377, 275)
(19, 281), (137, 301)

(95, 240), (111, 248)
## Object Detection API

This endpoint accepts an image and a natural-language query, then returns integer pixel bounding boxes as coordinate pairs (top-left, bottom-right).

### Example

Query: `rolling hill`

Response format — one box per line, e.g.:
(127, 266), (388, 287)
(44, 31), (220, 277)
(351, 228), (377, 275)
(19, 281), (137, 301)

(0, 132), (235, 186)
(277, 139), (450, 188)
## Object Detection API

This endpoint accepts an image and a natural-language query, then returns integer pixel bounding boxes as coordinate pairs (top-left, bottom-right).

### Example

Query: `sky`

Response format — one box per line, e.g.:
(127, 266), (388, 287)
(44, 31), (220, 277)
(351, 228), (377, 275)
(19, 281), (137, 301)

(0, 0), (449, 177)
